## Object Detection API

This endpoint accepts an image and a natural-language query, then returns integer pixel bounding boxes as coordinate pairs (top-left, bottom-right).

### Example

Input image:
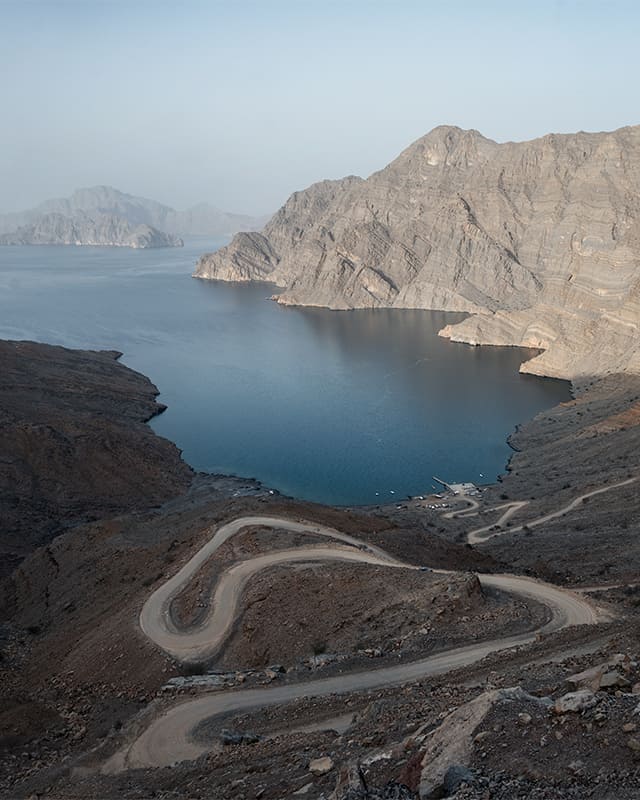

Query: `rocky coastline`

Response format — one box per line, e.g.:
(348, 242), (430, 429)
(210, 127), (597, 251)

(0, 338), (639, 798)
(195, 124), (640, 381)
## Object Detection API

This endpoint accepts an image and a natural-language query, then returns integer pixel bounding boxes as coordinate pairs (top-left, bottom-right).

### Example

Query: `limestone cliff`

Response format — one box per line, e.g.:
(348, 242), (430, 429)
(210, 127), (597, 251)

(194, 125), (640, 380)
(0, 211), (183, 248)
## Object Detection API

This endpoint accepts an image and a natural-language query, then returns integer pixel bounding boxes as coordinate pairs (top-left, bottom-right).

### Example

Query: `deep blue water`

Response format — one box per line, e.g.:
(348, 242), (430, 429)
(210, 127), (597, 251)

(0, 239), (570, 505)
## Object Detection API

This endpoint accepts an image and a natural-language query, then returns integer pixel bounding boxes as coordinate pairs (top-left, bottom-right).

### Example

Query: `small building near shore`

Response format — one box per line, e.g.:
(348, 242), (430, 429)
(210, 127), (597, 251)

(449, 482), (480, 496)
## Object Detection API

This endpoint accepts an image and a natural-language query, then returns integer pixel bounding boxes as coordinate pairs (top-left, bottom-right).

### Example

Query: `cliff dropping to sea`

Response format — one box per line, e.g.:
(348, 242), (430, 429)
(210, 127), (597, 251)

(195, 124), (640, 380)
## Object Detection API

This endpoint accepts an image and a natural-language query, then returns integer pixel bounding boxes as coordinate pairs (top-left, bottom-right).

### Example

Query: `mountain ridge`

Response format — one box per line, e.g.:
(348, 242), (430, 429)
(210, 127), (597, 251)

(194, 123), (640, 380)
(0, 211), (183, 249)
(0, 185), (268, 239)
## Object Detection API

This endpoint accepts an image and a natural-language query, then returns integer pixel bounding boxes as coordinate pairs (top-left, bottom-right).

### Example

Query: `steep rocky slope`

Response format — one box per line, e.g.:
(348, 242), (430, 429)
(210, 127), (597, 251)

(0, 341), (192, 576)
(399, 370), (640, 585)
(195, 124), (640, 380)
(3, 341), (640, 799)
(0, 211), (183, 248)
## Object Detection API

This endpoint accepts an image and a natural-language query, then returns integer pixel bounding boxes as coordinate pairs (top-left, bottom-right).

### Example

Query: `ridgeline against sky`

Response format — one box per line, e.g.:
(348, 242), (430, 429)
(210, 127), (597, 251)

(1, 0), (638, 215)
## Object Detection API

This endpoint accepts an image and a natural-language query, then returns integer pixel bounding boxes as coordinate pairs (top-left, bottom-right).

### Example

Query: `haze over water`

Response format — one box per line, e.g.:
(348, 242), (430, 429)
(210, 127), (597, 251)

(0, 240), (570, 505)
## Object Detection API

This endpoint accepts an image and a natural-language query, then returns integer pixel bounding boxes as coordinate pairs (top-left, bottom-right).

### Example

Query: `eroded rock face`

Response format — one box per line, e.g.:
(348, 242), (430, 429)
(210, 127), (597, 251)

(195, 124), (640, 379)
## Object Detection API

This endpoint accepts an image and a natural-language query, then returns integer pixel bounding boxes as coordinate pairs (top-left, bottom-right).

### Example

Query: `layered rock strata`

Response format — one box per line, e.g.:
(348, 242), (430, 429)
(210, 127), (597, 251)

(195, 125), (640, 379)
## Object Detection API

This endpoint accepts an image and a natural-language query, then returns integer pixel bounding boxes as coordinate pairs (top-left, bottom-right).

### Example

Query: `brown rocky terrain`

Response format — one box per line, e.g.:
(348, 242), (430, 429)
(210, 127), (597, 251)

(2, 342), (640, 800)
(0, 340), (193, 577)
(195, 124), (640, 380)
(24, 627), (640, 800)
(217, 564), (546, 671)
(403, 372), (640, 586)
(0, 345), (511, 800)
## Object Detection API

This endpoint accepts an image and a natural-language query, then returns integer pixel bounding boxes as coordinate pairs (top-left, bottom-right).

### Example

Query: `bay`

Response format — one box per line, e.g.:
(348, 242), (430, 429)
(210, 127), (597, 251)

(0, 238), (570, 505)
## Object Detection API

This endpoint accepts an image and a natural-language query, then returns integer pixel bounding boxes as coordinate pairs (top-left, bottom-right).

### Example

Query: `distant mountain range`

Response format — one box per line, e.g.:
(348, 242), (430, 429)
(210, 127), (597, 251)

(0, 186), (269, 248)
(0, 212), (183, 249)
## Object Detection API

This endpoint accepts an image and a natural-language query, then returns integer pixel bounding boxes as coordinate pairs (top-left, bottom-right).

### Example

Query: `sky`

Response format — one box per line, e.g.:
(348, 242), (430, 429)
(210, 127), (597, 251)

(0, 0), (638, 215)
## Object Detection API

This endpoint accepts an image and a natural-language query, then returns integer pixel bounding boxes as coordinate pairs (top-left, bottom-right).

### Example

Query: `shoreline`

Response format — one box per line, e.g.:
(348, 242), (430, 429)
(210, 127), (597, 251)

(4, 339), (640, 799)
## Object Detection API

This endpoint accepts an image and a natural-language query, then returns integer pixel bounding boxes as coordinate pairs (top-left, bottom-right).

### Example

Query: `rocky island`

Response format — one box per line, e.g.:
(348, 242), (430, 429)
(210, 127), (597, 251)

(0, 211), (183, 248)
(195, 124), (640, 380)
(0, 185), (268, 247)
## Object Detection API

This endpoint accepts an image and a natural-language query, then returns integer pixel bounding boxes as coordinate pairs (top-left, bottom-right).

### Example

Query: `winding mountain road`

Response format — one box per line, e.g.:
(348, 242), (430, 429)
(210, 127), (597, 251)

(106, 514), (604, 772)
(468, 477), (638, 544)
(140, 516), (400, 663)
(144, 545), (408, 663)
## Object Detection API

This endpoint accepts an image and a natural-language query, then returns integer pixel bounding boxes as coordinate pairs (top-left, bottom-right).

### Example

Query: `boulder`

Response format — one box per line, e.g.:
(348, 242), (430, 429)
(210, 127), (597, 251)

(419, 687), (549, 798)
(600, 671), (630, 689)
(566, 664), (607, 691)
(309, 756), (334, 775)
(567, 655), (634, 691)
(628, 738), (640, 752)
(554, 690), (597, 714)
(220, 729), (262, 746)
(442, 765), (474, 794)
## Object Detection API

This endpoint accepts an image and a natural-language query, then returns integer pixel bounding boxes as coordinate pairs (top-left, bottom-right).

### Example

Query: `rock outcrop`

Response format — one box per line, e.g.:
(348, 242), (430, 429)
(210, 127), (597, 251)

(195, 124), (640, 380)
(417, 687), (552, 798)
(0, 340), (192, 576)
(0, 211), (183, 248)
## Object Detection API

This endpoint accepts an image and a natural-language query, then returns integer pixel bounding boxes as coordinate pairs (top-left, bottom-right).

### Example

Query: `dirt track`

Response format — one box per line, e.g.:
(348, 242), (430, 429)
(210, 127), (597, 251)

(467, 476), (638, 544)
(139, 516), (398, 663)
(107, 515), (603, 772)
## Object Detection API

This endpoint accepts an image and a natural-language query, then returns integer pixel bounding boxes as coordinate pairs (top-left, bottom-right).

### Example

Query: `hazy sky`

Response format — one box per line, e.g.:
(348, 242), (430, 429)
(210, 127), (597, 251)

(1, 0), (638, 215)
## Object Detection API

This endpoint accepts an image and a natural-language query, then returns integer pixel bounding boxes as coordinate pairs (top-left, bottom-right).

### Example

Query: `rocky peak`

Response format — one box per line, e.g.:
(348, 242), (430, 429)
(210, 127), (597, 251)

(195, 122), (640, 380)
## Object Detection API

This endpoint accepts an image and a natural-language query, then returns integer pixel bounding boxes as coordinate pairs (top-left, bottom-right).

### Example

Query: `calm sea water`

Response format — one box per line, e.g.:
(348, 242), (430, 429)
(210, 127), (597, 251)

(0, 238), (570, 505)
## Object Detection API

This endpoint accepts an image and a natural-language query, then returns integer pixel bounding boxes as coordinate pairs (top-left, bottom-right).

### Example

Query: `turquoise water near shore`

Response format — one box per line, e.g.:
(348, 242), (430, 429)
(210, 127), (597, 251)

(0, 238), (570, 505)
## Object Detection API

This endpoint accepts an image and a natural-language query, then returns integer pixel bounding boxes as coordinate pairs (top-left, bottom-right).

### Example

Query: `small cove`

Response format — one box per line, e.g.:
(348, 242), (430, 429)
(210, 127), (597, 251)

(0, 238), (571, 505)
